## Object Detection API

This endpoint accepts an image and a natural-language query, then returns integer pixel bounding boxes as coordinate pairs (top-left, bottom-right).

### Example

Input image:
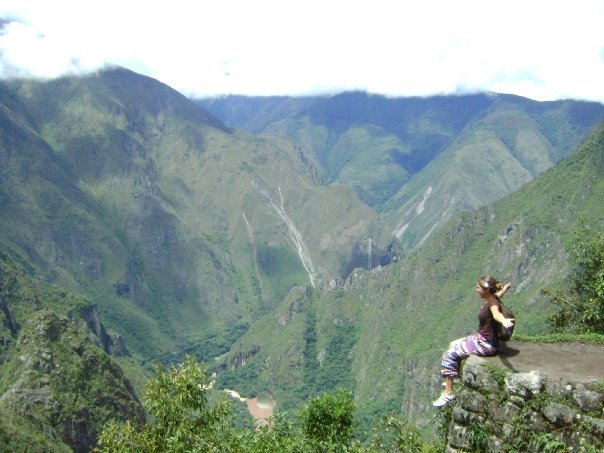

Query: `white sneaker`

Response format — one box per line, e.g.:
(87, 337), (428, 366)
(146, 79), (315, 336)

(432, 393), (456, 407)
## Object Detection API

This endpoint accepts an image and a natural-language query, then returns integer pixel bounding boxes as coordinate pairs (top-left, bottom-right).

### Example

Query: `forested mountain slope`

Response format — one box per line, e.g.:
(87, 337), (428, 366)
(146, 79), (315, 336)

(0, 68), (373, 361)
(216, 121), (604, 427)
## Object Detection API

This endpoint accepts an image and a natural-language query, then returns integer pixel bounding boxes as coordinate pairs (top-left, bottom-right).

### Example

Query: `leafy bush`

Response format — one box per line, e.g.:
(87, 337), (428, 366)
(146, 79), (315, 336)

(300, 389), (356, 449)
(98, 355), (441, 452)
(236, 412), (299, 452)
(542, 222), (604, 334)
(97, 355), (233, 452)
(367, 415), (434, 452)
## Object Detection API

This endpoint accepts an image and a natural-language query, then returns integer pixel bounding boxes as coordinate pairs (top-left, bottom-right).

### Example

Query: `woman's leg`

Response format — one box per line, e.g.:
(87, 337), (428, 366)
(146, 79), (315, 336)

(444, 376), (454, 395)
(438, 335), (496, 398)
(434, 338), (467, 407)
(440, 338), (467, 381)
(433, 375), (457, 407)
(441, 335), (496, 376)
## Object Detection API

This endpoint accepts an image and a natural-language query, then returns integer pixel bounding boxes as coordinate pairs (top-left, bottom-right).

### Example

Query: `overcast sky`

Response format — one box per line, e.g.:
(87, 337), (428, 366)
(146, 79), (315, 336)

(1, 0), (603, 102)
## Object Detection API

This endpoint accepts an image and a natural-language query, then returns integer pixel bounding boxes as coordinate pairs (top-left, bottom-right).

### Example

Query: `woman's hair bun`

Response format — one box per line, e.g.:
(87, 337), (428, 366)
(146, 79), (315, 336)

(479, 275), (500, 293)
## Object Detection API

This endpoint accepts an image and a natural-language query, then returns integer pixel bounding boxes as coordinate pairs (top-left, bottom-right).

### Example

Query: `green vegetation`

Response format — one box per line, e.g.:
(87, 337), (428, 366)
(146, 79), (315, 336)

(504, 390), (602, 452)
(300, 389), (356, 449)
(1, 68), (373, 365)
(302, 307), (357, 399)
(214, 362), (261, 400)
(146, 323), (250, 370)
(450, 356), (604, 452)
(483, 363), (510, 390)
(514, 333), (604, 344)
(0, 252), (144, 451)
(213, 121), (604, 435)
(541, 222), (604, 334)
(99, 356), (232, 452)
(199, 93), (603, 249)
(2, 70), (604, 449)
(257, 244), (308, 302)
(98, 355), (439, 452)
(367, 415), (441, 452)
(0, 406), (72, 453)
(212, 288), (359, 418)
(467, 422), (493, 453)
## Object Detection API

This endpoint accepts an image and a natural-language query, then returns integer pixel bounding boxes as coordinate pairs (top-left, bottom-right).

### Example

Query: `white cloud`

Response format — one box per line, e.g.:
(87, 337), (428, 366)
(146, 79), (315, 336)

(1, 0), (603, 102)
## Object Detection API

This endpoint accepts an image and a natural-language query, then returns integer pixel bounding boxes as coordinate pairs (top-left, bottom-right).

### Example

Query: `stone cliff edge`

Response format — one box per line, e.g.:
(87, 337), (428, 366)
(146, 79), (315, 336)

(445, 341), (604, 452)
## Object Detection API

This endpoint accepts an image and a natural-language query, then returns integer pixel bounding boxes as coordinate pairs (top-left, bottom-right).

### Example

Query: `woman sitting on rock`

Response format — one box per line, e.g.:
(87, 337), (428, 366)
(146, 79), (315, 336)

(433, 276), (514, 407)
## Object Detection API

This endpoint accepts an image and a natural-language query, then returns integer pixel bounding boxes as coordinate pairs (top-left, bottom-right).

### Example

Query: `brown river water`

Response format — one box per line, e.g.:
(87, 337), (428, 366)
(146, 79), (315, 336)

(225, 389), (275, 422)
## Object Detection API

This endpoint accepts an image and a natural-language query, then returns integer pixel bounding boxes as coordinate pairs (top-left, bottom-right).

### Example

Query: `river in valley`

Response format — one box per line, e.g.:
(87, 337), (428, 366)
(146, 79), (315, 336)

(225, 389), (275, 423)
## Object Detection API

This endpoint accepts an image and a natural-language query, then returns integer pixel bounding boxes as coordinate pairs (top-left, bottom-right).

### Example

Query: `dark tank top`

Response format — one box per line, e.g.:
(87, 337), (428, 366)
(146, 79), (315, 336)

(477, 298), (502, 343)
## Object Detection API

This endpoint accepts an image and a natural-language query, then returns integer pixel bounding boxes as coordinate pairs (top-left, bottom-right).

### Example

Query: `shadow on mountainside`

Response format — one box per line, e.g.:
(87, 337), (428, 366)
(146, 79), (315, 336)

(483, 341), (604, 382)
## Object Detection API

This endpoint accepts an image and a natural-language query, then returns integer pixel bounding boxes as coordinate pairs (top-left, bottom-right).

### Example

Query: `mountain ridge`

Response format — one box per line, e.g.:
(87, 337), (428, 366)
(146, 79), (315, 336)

(0, 68), (375, 361)
(198, 92), (603, 249)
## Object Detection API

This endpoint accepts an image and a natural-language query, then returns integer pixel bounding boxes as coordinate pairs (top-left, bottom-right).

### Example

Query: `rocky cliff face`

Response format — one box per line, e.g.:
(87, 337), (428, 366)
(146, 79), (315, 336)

(0, 311), (145, 452)
(0, 252), (145, 452)
(72, 305), (130, 357)
(445, 342), (604, 452)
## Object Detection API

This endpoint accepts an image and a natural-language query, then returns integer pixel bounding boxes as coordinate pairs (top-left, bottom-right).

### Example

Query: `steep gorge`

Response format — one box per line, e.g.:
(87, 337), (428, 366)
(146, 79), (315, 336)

(0, 68), (603, 446)
(0, 68), (374, 361)
(214, 122), (604, 427)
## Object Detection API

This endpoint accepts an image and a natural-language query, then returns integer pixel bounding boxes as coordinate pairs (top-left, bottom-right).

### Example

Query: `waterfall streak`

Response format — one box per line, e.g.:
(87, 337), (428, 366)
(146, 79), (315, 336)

(252, 181), (317, 287)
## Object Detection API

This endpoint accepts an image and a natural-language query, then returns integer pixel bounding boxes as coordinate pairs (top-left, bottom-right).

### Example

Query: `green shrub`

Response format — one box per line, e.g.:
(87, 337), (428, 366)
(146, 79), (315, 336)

(97, 355), (233, 452)
(542, 222), (604, 334)
(300, 389), (356, 449)
(367, 415), (435, 452)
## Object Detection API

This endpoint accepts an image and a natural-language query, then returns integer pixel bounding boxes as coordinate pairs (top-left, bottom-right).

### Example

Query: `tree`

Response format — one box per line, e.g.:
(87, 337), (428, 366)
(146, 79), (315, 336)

(97, 356), (357, 452)
(542, 223), (604, 334)
(98, 355), (436, 452)
(97, 355), (234, 452)
(237, 411), (301, 453)
(300, 389), (356, 450)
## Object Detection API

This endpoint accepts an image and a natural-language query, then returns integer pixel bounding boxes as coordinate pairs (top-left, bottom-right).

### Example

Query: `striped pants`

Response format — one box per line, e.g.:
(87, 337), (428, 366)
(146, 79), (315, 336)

(440, 333), (497, 379)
